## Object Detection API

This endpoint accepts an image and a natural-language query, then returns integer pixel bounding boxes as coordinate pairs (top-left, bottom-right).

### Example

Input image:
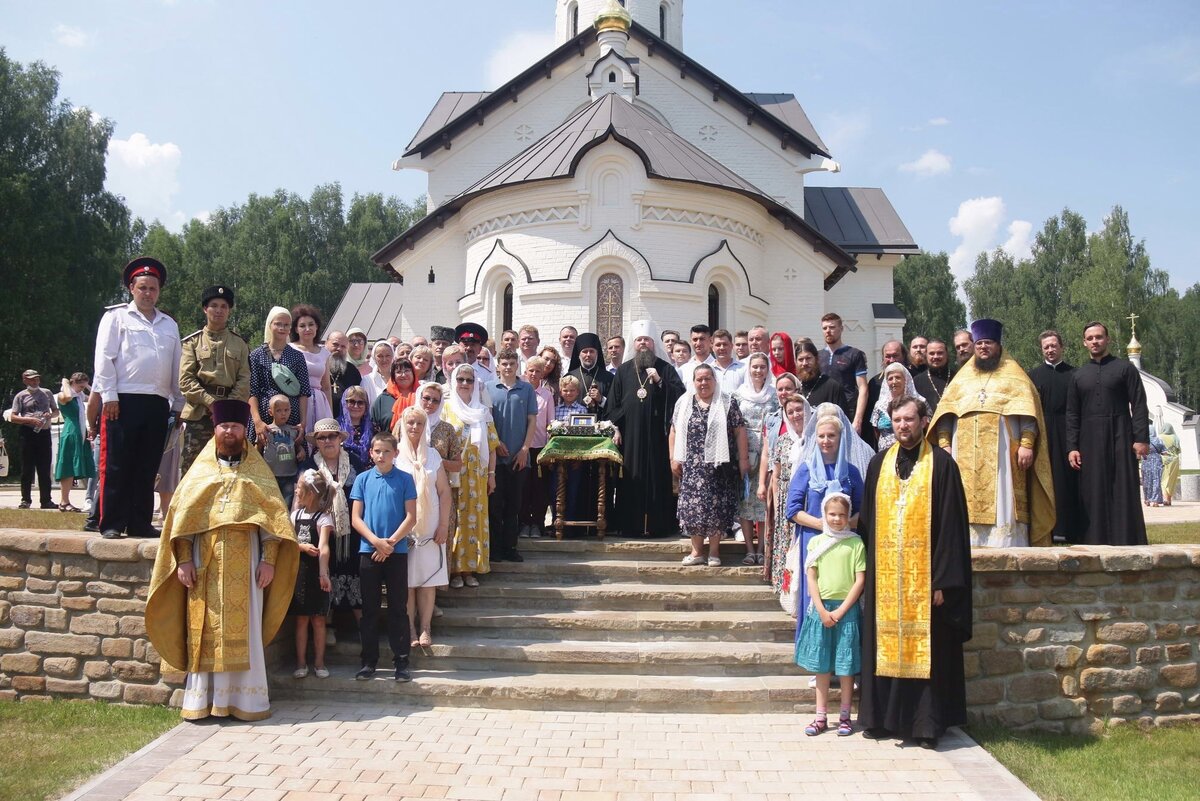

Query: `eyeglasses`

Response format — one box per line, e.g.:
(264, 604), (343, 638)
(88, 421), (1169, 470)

(345, 399), (365, 406)
(315, 434), (340, 442)
(456, 377), (475, 385)
(420, 396), (440, 403)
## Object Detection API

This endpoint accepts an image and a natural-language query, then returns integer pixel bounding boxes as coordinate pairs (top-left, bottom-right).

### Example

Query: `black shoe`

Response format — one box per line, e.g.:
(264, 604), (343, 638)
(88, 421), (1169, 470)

(355, 665), (376, 680)
(101, 529), (123, 540)
(40, 503), (58, 510)
(83, 522), (100, 533)
(917, 737), (938, 750)
(18, 501), (30, 509)
(506, 550), (524, 563)
(394, 664), (412, 683)
(131, 528), (161, 539)
(862, 728), (890, 740)
(491, 553), (506, 563)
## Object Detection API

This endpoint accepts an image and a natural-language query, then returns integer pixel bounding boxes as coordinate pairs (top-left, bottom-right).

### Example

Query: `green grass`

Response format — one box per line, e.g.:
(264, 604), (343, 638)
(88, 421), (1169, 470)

(969, 722), (1200, 801)
(0, 508), (85, 530)
(0, 700), (178, 801)
(1147, 523), (1200, 544)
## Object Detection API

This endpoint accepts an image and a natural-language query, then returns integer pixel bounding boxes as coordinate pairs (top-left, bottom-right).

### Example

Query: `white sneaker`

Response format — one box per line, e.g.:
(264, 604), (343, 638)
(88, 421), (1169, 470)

(681, 554), (706, 566)
(707, 557), (722, 567)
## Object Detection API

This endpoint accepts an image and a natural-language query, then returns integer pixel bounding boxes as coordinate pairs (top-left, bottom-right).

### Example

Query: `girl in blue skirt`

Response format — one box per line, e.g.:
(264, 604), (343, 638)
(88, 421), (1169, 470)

(795, 492), (865, 736)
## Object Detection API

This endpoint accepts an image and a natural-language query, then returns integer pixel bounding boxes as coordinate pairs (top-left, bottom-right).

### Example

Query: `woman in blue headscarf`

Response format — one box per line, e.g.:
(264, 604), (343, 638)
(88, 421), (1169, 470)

(785, 403), (866, 631)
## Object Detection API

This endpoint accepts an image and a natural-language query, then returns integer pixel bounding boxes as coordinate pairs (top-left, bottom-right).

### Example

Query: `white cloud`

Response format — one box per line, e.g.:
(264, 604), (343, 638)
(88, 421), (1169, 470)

(948, 196), (1006, 277)
(1001, 219), (1034, 262)
(192, 210), (211, 225)
(106, 132), (186, 229)
(928, 116), (950, 126)
(485, 30), (556, 89)
(54, 24), (90, 48)
(899, 148), (952, 177)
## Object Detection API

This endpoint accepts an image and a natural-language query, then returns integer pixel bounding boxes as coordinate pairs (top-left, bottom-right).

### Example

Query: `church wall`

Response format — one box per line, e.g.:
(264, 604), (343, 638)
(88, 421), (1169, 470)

(824, 259), (899, 374)
(382, 228), (465, 341)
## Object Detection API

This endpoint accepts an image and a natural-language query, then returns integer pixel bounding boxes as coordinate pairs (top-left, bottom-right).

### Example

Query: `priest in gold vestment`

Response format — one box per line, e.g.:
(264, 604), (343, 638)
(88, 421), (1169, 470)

(147, 399), (298, 721)
(858, 395), (972, 748)
(930, 319), (1054, 547)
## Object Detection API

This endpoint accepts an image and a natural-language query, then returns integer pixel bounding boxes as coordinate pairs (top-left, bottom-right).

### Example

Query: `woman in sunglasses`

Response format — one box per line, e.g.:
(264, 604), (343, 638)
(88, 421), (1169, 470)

(441, 364), (497, 588)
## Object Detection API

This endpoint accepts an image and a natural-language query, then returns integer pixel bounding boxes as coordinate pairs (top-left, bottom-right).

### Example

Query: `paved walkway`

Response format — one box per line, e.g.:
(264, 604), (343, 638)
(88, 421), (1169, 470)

(63, 702), (1037, 801)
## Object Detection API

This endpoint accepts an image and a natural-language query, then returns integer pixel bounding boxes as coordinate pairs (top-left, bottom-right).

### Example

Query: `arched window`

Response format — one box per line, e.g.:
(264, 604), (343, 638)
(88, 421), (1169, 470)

(707, 284), (720, 330)
(608, 71), (617, 83)
(597, 273), (624, 344)
(569, 3), (578, 36)
(502, 283), (514, 332)
(660, 4), (667, 38)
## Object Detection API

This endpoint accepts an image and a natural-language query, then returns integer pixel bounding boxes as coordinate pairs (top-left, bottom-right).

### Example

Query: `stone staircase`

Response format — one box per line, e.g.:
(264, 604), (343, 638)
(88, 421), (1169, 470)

(269, 537), (815, 712)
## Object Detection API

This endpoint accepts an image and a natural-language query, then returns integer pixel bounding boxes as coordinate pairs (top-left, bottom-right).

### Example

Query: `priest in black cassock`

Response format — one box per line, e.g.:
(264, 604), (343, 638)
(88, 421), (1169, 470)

(1028, 330), (1083, 542)
(1066, 322), (1149, 546)
(912, 338), (951, 415)
(608, 320), (685, 537)
(858, 395), (972, 749)
(566, 333), (613, 419)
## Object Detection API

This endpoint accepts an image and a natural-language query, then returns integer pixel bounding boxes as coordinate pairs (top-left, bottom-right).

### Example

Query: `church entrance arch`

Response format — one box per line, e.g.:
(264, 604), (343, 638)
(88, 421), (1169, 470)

(597, 273), (623, 343)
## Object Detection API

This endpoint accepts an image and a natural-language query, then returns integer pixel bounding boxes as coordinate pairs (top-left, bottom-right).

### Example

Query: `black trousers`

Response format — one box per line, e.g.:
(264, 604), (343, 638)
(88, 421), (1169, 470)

(98, 393), (169, 536)
(19, 428), (52, 506)
(359, 552), (409, 668)
(490, 462), (528, 555)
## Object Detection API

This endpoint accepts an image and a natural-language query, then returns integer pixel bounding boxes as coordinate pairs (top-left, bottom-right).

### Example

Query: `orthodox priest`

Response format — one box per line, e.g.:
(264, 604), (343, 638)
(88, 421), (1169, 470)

(146, 399), (298, 721)
(858, 395), (972, 749)
(608, 320), (685, 537)
(1066, 322), (1149, 545)
(930, 319), (1054, 547)
(1028, 330), (1083, 542)
(566, 332), (613, 419)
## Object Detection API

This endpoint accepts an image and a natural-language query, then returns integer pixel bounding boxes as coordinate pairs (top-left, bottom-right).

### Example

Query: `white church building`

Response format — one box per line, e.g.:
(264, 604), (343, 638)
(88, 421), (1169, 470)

(330, 0), (918, 370)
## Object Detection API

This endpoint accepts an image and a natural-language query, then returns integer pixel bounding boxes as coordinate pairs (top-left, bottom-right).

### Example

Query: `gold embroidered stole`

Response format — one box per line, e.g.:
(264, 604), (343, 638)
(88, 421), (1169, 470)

(187, 524), (258, 673)
(874, 442), (934, 679)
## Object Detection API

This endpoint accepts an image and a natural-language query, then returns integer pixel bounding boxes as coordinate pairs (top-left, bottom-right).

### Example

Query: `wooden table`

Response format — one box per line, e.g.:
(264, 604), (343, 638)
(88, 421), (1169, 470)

(535, 435), (622, 540)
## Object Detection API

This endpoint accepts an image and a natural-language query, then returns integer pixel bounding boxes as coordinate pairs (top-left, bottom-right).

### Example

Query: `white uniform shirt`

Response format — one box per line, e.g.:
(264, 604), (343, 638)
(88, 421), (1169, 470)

(711, 358), (746, 395)
(93, 301), (184, 411)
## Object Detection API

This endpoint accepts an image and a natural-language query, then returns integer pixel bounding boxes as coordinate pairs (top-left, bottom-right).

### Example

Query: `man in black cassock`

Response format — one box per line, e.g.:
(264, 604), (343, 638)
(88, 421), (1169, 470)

(858, 395), (972, 749)
(1028, 330), (1083, 542)
(566, 333), (613, 419)
(608, 321), (685, 537)
(1066, 322), (1149, 545)
(912, 338), (951, 415)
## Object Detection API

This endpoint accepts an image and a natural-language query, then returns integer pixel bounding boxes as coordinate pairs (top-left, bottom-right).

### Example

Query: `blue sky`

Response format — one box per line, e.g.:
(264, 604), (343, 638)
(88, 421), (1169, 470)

(4, 0), (1198, 291)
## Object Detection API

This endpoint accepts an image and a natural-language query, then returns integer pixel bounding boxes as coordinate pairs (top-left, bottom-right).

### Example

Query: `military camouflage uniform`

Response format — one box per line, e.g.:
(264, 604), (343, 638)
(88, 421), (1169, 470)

(178, 326), (251, 473)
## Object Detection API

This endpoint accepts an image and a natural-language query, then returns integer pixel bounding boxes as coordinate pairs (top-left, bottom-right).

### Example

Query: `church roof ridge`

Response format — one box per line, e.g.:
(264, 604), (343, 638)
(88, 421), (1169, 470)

(400, 22), (830, 161)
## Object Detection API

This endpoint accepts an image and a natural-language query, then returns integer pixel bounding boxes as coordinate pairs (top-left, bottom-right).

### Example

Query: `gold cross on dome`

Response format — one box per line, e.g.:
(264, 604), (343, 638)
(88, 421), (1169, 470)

(1126, 312), (1139, 337)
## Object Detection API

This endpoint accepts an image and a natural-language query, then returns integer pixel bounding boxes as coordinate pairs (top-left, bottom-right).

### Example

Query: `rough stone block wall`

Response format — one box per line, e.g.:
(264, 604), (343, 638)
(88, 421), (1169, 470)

(965, 545), (1200, 733)
(0, 531), (184, 706)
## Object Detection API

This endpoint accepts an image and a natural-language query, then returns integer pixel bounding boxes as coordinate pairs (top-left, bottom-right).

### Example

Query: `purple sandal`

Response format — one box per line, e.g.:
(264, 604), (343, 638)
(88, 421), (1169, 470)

(837, 716), (853, 736)
(804, 718), (829, 736)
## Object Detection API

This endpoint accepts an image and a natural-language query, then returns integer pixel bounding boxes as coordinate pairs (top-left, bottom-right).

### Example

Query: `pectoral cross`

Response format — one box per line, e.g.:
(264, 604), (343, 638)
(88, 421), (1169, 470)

(218, 491), (232, 512)
(978, 389), (987, 406)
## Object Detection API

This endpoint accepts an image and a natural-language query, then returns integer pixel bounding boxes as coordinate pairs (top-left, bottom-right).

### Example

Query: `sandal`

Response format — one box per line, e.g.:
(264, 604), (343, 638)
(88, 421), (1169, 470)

(463, 575), (479, 588)
(449, 576), (464, 589)
(755, 553), (765, 565)
(804, 717), (828, 736)
(837, 716), (853, 736)
(293, 666), (309, 679)
(741, 553), (757, 566)
(59, 503), (82, 513)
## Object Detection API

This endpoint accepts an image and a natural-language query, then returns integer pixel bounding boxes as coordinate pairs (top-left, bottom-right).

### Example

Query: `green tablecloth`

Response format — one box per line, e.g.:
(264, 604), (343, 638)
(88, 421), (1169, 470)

(537, 436), (622, 474)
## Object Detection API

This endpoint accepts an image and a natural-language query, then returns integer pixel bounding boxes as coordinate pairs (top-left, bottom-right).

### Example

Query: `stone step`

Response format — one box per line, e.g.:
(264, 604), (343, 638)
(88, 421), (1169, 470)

(269, 666), (826, 713)
(486, 555), (765, 585)
(428, 607), (796, 642)
(520, 536), (755, 559)
(320, 636), (803, 676)
(434, 581), (779, 611)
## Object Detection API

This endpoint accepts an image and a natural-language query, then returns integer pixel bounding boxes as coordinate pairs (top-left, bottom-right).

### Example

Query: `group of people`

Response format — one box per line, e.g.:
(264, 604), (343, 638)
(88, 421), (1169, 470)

(14, 254), (1161, 742)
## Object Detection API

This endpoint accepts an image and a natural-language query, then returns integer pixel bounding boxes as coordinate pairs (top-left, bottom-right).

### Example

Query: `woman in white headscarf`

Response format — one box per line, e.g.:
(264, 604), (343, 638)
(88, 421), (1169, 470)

(735, 352), (779, 565)
(361, 340), (395, 408)
(870, 362), (924, 452)
(441, 363), (498, 588)
(670, 363), (749, 568)
(759, 379), (811, 591)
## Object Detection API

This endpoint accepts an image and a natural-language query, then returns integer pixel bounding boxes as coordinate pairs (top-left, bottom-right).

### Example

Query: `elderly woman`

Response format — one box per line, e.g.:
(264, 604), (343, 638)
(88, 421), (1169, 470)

(671, 363), (749, 567)
(396, 407), (452, 648)
(786, 405), (865, 630)
(870, 362), (922, 452)
(249, 306), (312, 443)
(362, 341), (394, 407)
(299, 418), (364, 630)
(337, 386), (373, 469)
(735, 352), (778, 565)
(289, 305), (334, 433)
(442, 363), (498, 588)
(410, 345), (436, 384)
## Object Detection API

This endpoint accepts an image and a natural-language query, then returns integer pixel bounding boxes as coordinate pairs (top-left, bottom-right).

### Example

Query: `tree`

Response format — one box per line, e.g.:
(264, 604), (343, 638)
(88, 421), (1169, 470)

(892, 251), (967, 345)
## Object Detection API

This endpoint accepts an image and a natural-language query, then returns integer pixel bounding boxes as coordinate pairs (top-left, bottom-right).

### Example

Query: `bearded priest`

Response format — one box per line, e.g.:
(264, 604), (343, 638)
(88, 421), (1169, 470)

(146, 398), (298, 721)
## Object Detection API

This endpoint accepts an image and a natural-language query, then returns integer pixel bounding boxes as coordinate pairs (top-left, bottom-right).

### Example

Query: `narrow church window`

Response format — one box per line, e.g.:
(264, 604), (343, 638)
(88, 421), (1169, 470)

(609, 71), (617, 83)
(597, 273), (624, 343)
(569, 4), (578, 36)
(503, 283), (514, 332)
(708, 284), (720, 330)
(660, 4), (667, 38)
(600, 172), (622, 207)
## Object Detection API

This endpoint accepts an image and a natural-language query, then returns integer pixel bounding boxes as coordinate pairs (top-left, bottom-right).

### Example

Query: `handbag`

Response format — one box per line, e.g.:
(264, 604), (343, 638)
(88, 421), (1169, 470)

(271, 362), (302, 397)
(0, 437), (8, 478)
(778, 535), (801, 617)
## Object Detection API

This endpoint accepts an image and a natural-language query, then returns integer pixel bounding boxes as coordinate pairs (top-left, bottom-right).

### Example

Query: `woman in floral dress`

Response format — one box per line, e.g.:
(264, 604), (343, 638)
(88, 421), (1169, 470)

(735, 353), (778, 565)
(441, 364), (497, 587)
(765, 393), (810, 592)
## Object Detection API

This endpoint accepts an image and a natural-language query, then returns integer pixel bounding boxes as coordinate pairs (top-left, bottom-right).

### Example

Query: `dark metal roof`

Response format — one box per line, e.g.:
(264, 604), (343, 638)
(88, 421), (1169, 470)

(402, 22), (830, 160)
(743, 93), (828, 155)
(804, 187), (918, 255)
(406, 92), (492, 152)
(325, 282), (404, 342)
(872, 303), (906, 320)
(374, 94), (856, 286)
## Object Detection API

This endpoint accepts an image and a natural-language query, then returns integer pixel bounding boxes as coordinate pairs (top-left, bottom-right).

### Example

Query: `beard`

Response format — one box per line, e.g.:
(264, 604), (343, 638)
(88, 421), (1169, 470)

(329, 354), (348, 376)
(633, 349), (656, 370)
(216, 439), (246, 460)
(797, 365), (818, 383)
(976, 352), (1002, 372)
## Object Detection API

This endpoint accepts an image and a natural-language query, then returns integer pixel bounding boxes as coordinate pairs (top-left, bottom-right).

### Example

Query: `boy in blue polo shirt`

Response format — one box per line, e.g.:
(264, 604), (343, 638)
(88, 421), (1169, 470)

(488, 349), (537, 563)
(350, 432), (417, 682)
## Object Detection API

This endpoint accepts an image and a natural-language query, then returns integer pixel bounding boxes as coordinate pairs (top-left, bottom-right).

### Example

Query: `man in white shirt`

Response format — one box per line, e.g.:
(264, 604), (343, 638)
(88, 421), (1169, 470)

(678, 324), (716, 389)
(605, 335), (625, 375)
(709, 328), (746, 394)
(517, 324), (541, 373)
(93, 257), (184, 539)
(558, 326), (578, 364)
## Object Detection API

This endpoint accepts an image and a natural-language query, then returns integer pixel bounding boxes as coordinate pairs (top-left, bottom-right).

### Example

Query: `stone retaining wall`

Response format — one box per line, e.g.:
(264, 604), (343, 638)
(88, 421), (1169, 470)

(0, 530), (1198, 733)
(0, 531), (184, 705)
(965, 545), (1200, 733)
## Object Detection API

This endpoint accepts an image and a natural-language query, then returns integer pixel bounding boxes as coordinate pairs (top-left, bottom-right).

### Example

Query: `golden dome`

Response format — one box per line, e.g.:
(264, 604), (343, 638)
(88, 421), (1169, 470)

(595, 0), (632, 33)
